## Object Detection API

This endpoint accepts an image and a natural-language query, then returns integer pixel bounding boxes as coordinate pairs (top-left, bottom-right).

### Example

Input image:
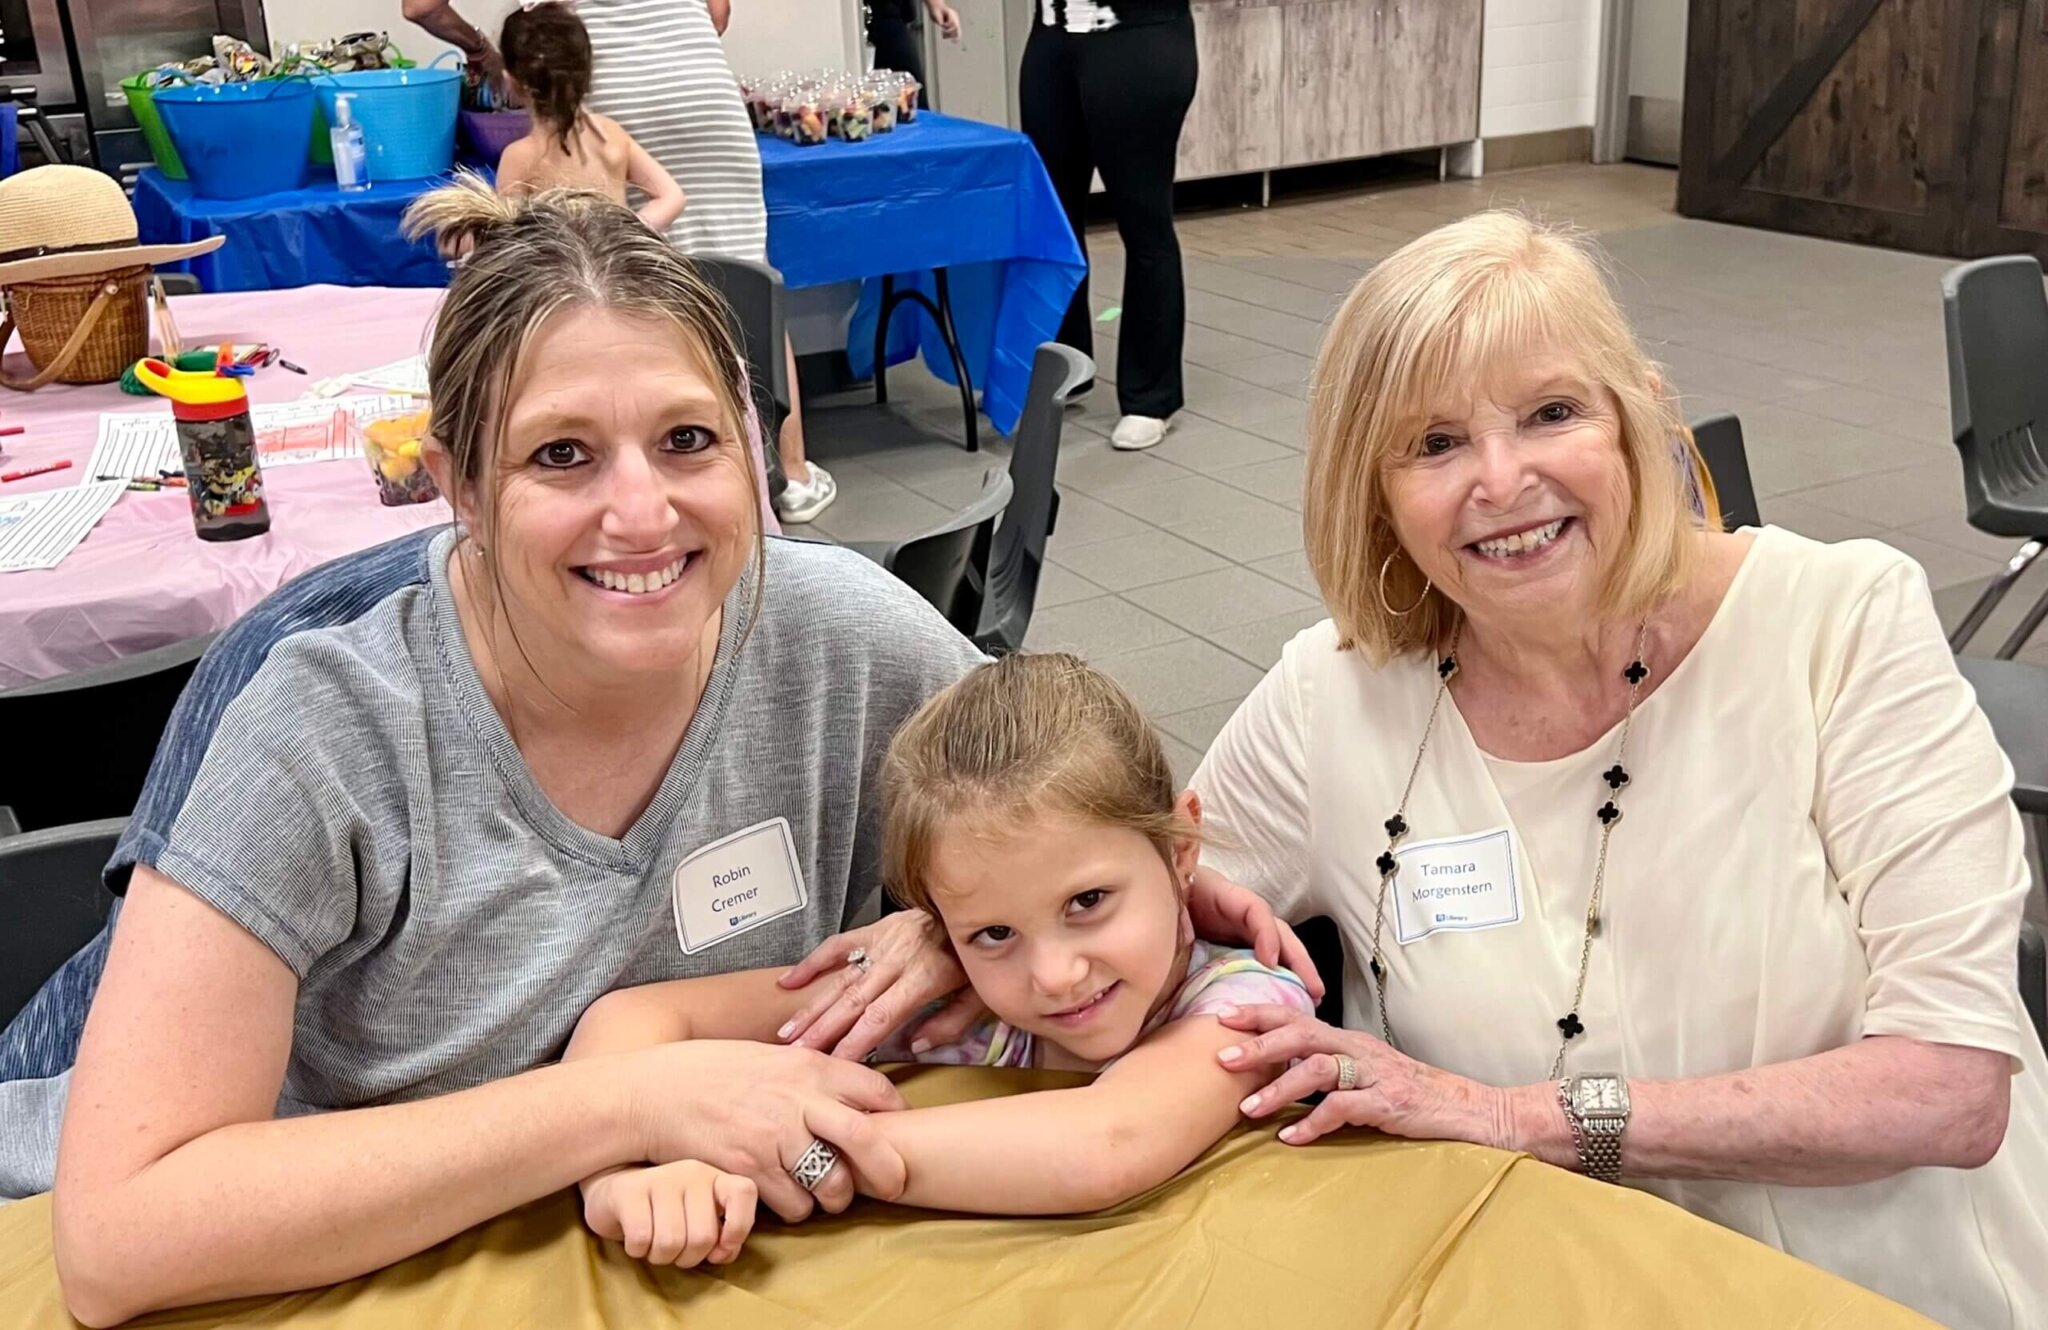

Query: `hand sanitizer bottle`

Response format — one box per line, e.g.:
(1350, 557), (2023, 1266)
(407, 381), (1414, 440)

(331, 94), (371, 192)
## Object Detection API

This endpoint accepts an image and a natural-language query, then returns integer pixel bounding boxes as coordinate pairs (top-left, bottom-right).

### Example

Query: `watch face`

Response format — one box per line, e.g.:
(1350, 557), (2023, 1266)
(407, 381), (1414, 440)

(1575, 1077), (1628, 1114)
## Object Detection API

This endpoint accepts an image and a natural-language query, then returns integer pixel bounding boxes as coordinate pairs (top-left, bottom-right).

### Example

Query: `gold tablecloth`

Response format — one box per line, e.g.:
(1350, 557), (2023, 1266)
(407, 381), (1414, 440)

(0, 1067), (1932, 1328)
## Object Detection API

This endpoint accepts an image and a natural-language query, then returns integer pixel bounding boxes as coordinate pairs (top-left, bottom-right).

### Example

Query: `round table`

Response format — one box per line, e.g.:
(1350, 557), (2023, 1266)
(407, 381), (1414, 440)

(0, 285), (774, 689)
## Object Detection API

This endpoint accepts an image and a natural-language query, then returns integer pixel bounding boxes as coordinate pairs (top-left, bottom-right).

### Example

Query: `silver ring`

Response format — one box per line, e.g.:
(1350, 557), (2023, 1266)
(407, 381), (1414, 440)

(790, 1138), (839, 1191)
(847, 947), (874, 975)
(1333, 1053), (1359, 1092)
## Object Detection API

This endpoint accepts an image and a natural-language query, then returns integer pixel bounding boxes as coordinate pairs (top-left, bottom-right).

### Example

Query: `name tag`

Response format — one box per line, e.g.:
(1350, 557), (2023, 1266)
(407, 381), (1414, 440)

(673, 817), (809, 955)
(1391, 827), (1520, 945)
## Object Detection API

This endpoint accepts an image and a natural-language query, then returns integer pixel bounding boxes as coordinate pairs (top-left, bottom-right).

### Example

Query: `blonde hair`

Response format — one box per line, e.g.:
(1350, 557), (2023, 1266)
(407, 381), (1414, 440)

(400, 174), (762, 676)
(881, 653), (1191, 916)
(1303, 209), (1714, 662)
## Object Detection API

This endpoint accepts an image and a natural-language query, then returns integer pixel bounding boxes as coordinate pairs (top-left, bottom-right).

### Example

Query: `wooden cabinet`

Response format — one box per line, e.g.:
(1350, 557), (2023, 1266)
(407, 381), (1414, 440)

(1178, 0), (1480, 182)
(1178, 0), (1285, 179)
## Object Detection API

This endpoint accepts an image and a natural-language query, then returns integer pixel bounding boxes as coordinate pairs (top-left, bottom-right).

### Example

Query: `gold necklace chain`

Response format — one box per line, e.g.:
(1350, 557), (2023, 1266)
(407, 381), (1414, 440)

(1364, 621), (1651, 1081)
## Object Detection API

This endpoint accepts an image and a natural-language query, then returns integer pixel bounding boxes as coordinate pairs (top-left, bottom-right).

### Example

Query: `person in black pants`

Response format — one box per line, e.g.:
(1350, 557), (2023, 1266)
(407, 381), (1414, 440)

(1021, 0), (1197, 451)
(866, 0), (960, 86)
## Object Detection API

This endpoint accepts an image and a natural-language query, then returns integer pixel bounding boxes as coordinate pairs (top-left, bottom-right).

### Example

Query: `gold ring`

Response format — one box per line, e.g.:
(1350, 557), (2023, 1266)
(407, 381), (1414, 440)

(1333, 1053), (1359, 1092)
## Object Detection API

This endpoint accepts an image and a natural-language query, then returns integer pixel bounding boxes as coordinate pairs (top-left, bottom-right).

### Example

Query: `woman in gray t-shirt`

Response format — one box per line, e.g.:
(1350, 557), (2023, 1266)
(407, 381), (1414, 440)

(33, 180), (1299, 1325)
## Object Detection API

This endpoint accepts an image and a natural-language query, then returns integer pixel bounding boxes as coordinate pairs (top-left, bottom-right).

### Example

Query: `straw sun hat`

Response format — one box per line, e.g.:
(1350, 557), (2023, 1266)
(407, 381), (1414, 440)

(0, 165), (223, 284)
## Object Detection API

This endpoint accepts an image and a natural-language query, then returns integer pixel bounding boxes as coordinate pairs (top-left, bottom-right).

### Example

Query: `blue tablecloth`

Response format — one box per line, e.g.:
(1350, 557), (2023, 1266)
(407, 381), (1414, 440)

(134, 113), (1083, 434)
(761, 114), (1084, 433)
(134, 168), (452, 293)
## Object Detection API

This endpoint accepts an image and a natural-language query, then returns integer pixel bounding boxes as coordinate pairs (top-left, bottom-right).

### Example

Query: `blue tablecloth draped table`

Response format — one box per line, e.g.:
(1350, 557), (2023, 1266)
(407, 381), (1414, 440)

(133, 114), (1085, 436)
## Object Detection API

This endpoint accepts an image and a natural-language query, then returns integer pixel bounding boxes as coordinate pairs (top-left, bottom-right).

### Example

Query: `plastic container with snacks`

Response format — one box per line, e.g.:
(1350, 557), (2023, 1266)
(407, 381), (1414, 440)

(867, 78), (897, 133)
(897, 75), (921, 123)
(834, 91), (873, 142)
(785, 93), (828, 146)
(357, 408), (442, 505)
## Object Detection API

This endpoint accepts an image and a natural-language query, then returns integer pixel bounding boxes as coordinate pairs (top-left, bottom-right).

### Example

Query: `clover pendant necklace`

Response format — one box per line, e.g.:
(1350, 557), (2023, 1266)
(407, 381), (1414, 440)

(1365, 620), (1651, 1081)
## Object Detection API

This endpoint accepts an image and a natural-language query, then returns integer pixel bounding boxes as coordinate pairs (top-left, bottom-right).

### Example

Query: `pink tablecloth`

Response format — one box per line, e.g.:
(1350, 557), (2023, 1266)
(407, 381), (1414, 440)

(0, 285), (775, 688)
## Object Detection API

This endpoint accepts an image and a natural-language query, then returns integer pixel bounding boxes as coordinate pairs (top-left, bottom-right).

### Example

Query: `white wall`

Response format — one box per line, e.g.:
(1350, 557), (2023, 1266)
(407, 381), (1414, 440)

(260, 0), (857, 78)
(1481, 0), (1602, 139)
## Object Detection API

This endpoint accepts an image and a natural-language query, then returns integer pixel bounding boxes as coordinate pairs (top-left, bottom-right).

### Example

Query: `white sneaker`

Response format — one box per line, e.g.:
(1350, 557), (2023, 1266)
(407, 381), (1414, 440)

(1111, 414), (1172, 451)
(775, 462), (837, 524)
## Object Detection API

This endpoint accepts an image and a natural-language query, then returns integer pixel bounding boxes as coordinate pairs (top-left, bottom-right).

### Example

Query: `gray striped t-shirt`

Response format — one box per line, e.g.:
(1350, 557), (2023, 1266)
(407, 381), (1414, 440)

(0, 529), (980, 1197)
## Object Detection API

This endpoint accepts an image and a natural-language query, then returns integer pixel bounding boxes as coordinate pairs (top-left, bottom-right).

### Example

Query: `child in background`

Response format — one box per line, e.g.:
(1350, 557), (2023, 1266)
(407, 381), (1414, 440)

(494, 2), (685, 234)
(563, 653), (1315, 1268)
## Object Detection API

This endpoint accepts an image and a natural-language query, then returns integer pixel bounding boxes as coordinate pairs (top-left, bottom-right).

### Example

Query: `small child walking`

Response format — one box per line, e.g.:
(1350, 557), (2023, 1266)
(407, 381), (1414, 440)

(494, 2), (686, 234)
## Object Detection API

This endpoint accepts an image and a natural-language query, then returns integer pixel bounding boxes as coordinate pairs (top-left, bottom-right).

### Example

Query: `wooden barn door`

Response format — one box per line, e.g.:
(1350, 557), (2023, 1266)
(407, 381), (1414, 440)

(1680, 0), (2048, 261)
(1678, 0), (1977, 256)
(1955, 0), (2048, 259)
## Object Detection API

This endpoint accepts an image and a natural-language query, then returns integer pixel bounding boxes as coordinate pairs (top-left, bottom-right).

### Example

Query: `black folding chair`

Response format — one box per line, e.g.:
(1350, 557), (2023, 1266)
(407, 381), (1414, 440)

(0, 634), (215, 833)
(1941, 256), (2048, 657)
(691, 255), (791, 500)
(854, 471), (1014, 640)
(0, 819), (123, 1028)
(1689, 412), (1762, 531)
(975, 343), (1092, 655)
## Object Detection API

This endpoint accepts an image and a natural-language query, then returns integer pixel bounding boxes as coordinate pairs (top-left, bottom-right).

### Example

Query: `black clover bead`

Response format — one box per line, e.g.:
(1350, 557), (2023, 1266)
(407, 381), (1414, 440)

(1438, 655), (1458, 680)
(1602, 763), (1630, 790)
(1384, 813), (1408, 839)
(1557, 1012), (1585, 1040)
(1597, 800), (1621, 826)
(1369, 957), (1384, 981)
(1624, 660), (1649, 686)
(1375, 851), (1398, 876)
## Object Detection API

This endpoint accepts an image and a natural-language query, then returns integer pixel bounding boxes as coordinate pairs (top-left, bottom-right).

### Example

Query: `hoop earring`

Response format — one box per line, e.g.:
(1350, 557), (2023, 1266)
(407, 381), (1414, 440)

(1376, 551), (1430, 618)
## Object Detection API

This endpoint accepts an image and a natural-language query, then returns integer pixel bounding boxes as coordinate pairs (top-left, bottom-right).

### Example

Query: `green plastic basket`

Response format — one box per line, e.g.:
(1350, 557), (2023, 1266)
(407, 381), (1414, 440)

(121, 75), (186, 180)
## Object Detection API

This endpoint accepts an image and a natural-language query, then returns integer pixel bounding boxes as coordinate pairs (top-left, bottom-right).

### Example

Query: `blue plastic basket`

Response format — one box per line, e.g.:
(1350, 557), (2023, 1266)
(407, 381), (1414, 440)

(315, 52), (461, 182)
(154, 78), (315, 200)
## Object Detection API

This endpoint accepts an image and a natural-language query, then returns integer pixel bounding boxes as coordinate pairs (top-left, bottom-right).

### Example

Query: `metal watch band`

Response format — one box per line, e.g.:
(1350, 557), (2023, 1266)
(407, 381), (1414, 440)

(1557, 1078), (1627, 1184)
(1579, 1117), (1625, 1184)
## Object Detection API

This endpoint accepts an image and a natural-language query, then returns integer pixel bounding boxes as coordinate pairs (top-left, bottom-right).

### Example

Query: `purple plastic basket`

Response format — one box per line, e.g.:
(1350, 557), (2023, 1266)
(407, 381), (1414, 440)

(460, 109), (531, 168)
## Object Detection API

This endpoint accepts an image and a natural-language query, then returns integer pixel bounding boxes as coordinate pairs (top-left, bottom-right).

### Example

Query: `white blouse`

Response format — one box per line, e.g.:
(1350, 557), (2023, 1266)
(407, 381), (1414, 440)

(1192, 527), (2047, 1328)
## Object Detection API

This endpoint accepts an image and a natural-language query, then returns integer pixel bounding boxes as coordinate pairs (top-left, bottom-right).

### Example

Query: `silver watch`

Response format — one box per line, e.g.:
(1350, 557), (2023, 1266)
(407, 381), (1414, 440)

(1558, 1073), (1630, 1183)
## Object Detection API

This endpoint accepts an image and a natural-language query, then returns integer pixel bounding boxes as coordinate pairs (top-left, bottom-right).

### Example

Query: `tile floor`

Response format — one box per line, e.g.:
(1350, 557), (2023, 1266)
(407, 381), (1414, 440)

(797, 163), (2047, 846)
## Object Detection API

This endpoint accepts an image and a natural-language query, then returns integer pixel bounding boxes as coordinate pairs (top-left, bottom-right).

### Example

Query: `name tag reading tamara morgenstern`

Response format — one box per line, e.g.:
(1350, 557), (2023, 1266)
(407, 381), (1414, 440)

(672, 817), (810, 955)
(1390, 827), (1521, 945)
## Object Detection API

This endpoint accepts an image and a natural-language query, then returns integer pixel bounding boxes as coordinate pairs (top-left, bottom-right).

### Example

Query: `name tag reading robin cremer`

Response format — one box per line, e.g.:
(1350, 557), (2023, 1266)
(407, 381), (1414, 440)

(673, 817), (810, 955)
(1391, 827), (1520, 945)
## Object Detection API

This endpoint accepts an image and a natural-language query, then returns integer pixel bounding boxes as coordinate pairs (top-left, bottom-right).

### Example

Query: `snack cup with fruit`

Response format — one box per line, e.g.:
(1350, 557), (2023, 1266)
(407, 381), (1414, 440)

(867, 80), (897, 132)
(361, 410), (442, 506)
(898, 76), (921, 122)
(838, 92), (874, 142)
(786, 94), (828, 146)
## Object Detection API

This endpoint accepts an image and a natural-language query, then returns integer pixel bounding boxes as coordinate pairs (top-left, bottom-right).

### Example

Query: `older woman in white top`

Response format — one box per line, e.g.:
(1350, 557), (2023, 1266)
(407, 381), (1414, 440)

(1192, 211), (2046, 1327)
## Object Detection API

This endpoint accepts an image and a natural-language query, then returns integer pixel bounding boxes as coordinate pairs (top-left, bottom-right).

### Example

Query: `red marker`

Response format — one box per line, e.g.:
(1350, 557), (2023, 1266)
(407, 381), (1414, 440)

(0, 425), (23, 438)
(0, 458), (70, 483)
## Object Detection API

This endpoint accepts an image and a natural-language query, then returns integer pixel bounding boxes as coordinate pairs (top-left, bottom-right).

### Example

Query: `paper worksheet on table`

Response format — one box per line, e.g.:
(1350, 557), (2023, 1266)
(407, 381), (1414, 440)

(86, 394), (420, 483)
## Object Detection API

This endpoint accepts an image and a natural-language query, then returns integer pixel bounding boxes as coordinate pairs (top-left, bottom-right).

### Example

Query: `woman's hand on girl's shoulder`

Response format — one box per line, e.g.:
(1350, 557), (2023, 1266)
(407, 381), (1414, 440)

(581, 1160), (757, 1267)
(1187, 866), (1325, 1001)
(1215, 1005), (1509, 1150)
(775, 911), (989, 1060)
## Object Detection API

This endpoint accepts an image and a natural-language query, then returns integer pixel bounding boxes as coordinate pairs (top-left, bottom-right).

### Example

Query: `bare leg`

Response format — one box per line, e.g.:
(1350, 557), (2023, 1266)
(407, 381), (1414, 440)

(772, 335), (836, 523)
(778, 336), (809, 485)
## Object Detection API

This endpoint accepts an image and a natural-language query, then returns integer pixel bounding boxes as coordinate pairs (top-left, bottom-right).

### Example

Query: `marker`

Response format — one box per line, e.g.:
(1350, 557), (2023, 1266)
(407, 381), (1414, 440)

(0, 426), (23, 438)
(1, 458), (71, 483)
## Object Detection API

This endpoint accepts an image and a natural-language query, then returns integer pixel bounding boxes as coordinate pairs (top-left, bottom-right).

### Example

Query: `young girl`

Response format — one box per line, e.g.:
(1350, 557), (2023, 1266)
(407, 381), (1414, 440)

(494, 2), (685, 234)
(564, 653), (1315, 1268)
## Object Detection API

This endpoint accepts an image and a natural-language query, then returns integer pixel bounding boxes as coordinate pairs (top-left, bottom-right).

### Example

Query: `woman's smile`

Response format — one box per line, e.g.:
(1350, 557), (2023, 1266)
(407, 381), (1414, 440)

(1464, 515), (1576, 566)
(573, 551), (699, 600)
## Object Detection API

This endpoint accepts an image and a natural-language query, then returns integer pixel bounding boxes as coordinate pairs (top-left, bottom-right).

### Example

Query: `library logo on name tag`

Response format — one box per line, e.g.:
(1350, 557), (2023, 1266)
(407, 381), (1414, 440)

(1391, 827), (1520, 945)
(673, 817), (809, 955)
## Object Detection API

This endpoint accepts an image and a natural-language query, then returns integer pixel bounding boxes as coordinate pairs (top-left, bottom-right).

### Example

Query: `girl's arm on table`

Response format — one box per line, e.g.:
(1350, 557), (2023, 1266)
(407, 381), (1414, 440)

(868, 1017), (1264, 1213)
